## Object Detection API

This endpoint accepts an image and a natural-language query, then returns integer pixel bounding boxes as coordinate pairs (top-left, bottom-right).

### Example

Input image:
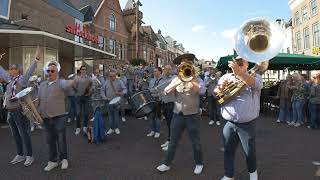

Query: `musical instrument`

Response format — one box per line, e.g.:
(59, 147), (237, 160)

(29, 75), (38, 82)
(130, 90), (156, 118)
(177, 61), (196, 82)
(68, 74), (75, 79)
(43, 60), (61, 74)
(217, 17), (284, 105)
(15, 87), (43, 124)
(109, 96), (121, 106)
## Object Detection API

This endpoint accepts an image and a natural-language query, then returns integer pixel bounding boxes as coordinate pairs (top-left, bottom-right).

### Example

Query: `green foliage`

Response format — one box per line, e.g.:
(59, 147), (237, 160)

(130, 58), (146, 66)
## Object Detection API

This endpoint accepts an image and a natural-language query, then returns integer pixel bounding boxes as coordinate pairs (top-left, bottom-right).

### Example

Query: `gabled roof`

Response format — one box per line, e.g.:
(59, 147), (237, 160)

(68, 0), (103, 12)
(79, 5), (95, 22)
(124, 0), (135, 10)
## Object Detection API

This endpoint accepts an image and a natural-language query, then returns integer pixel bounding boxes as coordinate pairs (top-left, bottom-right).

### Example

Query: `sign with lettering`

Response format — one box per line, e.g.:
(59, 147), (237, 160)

(65, 23), (99, 44)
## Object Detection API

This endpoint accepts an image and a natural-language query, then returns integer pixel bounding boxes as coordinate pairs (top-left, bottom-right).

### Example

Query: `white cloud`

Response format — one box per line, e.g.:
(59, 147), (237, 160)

(221, 28), (237, 39)
(191, 25), (206, 32)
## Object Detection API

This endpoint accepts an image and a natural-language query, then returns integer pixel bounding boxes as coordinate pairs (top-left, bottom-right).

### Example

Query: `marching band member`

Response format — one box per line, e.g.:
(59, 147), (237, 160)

(138, 70), (150, 91)
(205, 68), (221, 126)
(124, 62), (135, 95)
(37, 61), (76, 171)
(74, 65), (93, 135)
(214, 57), (262, 180)
(157, 64), (176, 151)
(66, 74), (77, 123)
(118, 70), (128, 122)
(147, 67), (163, 138)
(157, 54), (205, 175)
(102, 70), (127, 135)
(0, 47), (40, 166)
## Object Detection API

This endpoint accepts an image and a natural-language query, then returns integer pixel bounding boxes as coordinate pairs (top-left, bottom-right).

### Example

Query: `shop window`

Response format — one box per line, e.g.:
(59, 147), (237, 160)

(0, 0), (11, 20)
(109, 14), (116, 32)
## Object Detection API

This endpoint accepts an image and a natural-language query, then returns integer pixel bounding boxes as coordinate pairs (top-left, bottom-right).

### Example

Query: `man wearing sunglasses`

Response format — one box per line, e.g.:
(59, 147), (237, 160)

(37, 62), (76, 171)
(74, 65), (92, 135)
(0, 47), (41, 167)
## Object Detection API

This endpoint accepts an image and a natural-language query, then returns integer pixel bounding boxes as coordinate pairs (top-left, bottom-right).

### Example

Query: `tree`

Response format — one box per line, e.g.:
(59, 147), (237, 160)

(130, 58), (146, 66)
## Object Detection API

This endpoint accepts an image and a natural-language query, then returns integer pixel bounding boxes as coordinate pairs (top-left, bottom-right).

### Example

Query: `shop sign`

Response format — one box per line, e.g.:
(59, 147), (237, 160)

(312, 47), (320, 55)
(65, 23), (99, 44)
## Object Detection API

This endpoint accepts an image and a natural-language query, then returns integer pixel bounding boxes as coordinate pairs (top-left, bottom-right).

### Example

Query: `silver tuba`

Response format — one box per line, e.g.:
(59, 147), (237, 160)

(15, 87), (43, 124)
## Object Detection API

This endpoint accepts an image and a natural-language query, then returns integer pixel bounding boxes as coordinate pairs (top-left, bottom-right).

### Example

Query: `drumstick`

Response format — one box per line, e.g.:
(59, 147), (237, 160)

(0, 53), (5, 60)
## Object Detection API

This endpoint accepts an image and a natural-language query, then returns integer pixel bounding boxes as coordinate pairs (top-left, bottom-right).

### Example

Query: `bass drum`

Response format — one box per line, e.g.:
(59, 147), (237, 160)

(130, 90), (156, 118)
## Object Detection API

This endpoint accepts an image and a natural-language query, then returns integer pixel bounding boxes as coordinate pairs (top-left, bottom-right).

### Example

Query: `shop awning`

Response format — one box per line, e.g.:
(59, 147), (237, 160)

(0, 29), (115, 59)
(216, 53), (320, 70)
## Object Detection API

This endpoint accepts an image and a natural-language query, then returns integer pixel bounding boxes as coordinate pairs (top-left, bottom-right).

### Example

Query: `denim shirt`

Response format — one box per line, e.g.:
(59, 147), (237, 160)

(219, 73), (263, 123)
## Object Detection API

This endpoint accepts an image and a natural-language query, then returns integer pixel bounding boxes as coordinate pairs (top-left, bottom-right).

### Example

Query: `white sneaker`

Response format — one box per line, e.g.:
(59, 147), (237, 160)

(156, 164), (171, 172)
(67, 118), (71, 123)
(30, 124), (35, 132)
(10, 155), (25, 164)
(90, 118), (94, 122)
(295, 123), (301, 127)
(44, 161), (59, 171)
(154, 132), (160, 138)
(249, 170), (258, 180)
(147, 131), (155, 137)
(122, 117), (126, 122)
(276, 119), (280, 123)
(115, 128), (120, 135)
(194, 165), (204, 174)
(221, 176), (234, 180)
(61, 159), (68, 170)
(208, 120), (214, 125)
(107, 129), (114, 135)
(161, 141), (169, 148)
(162, 145), (168, 151)
(216, 121), (221, 126)
(24, 156), (34, 166)
(313, 161), (320, 166)
(83, 127), (88, 133)
(75, 128), (81, 135)
(144, 116), (148, 121)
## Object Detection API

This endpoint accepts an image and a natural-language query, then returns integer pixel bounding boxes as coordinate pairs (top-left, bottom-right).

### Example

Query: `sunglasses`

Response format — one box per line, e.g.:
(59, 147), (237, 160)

(10, 68), (17, 70)
(81, 69), (87, 71)
(46, 70), (56, 73)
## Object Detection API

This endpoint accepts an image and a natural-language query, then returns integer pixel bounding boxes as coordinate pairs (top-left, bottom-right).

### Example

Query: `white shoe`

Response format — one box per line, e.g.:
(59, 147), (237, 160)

(221, 176), (234, 180)
(83, 127), (88, 133)
(161, 141), (169, 148)
(208, 120), (214, 125)
(156, 164), (171, 172)
(313, 161), (320, 166)
(30, 124), (35, 132)
(199, 108), (202, 115)
(44, 161), (59, 171)
(216, 121), (221, 126)
(67, 118), (71, 123)
(122, 117), (126, 122)
(24, 156), (34, 166)
(144, 116), (148, 121)
(107, 129), (114, 135)
(276, 119), (280, 123)
(75, 128), (81, 135)
(36, 125), (43, 130)
(10, 155), (25, 165)
(90, 118), (94, 122)
(147, 131), (155, 137)
(249, 170), (258, 180)
(194, 165), (204, 174)
(154, 132), (160, 138)
(294, 123), (301, 127)
(61, 159), (68, 170)
(115, 128), (120, 135)
(162, 145), (168, 151)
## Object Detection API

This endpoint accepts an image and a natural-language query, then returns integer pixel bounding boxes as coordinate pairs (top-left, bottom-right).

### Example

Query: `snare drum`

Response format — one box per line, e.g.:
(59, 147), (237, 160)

(109, 96), (121, 106)
(130, 90), (156, 118)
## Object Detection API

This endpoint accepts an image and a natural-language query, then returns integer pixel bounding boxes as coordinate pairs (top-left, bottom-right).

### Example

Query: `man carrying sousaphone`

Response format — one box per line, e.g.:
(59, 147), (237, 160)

(0, 47), (41, 167)
(37, 61), (77, 171)
(101, 69), (127, 135)
(74, 65), (93, 135)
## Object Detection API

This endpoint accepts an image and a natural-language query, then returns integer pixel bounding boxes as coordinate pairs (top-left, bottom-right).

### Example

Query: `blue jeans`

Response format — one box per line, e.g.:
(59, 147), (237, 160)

(278, 103), (292, 122)
(165, 113), (203, 166)
(7, 111), (32, 156)
(309, 103), (320, 128)
(148, 111), (161, 133)
(68, 96), (77, 120)
(77, 96), (90, 128)
(223, 120), (257, 178)
(207, 96), (220, 122)
(106, 102), (120, 129)
(292, 100), (305, 124)
(43, 116), (68, 162)
(127, 79), (134, 96)
(162, 102), (174, 141)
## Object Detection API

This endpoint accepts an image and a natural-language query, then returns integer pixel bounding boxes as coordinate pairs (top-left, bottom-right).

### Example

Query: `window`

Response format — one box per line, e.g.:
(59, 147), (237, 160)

(294, 11), (301, 26)
(98, 36), (104, 49)
(302, 6), (308, 22)
(0, 0), (11, 19)
(109, 14), (116, 32)
(109, 39), (116, 54)
(304, 27), (310, 49)
(74, 19), (83, 43)
(311, 0), (318, 16)
(295, 31), (302, 51)
(313, 23), (320, 47)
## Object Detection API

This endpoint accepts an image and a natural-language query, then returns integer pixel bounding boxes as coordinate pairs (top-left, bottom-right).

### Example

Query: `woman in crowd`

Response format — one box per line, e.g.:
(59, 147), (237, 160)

(276, 75), (293, 123)
(308, 73), (320, 129)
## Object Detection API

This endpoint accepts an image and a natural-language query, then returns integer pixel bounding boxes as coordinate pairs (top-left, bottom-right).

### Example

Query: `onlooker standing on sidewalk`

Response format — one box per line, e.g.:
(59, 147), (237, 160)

(276, 75), (293, 123)
(308, 73), (320, 129)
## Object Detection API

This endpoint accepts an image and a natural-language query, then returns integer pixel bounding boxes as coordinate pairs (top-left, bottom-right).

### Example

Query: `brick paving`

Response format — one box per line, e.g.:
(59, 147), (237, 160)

(0, 109), (320, 180)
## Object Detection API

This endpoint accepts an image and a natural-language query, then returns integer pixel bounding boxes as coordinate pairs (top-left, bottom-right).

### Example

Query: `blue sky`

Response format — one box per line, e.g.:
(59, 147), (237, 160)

(119, 0), (291, 61)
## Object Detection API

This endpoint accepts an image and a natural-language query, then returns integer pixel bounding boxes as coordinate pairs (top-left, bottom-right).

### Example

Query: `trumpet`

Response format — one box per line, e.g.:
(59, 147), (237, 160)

(177, 61), (196, 82)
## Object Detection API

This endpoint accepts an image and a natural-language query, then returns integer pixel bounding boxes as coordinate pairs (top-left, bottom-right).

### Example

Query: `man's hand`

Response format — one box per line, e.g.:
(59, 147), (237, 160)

(228, 60), (245, 76)
(34, 46), (42, 60)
